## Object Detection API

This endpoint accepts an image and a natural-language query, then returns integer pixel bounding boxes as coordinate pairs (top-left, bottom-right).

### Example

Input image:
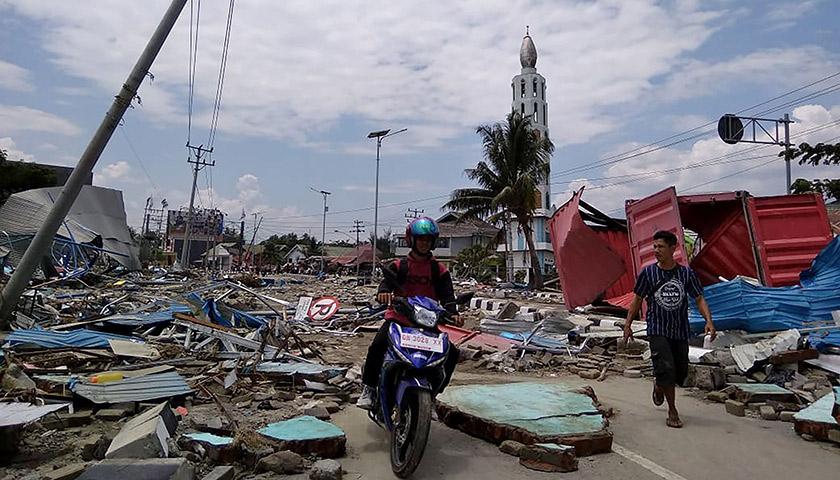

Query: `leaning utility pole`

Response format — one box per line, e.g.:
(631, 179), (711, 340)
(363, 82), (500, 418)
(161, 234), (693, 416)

(180, 143), (213, 269)
(351, 220), (365, 277)
(0, 0), (187, 328)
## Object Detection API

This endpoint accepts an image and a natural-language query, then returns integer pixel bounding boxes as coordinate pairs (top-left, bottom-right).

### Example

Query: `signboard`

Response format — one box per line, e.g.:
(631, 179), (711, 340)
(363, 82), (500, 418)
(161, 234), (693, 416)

(294, 297), (313, 322)
(307, 296), (340, 321)
(167, 208), (224, 237)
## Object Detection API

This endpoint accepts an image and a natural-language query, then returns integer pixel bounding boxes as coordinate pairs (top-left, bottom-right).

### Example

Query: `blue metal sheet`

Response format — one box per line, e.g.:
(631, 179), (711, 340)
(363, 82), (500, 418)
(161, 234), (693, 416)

(689, 237), (840, 333)
(70, 371), (193, 404)
(5, 328), (139, 349)
(103, 304), (192, 327)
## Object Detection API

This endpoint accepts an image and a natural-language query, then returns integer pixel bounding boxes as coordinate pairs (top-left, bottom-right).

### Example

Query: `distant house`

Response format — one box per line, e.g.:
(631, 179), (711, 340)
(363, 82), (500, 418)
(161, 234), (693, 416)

(395, 213), (500, 265)
(322, 245), (354, 258)
(203, 242), (237, 271)
(283, 244), (308, 264)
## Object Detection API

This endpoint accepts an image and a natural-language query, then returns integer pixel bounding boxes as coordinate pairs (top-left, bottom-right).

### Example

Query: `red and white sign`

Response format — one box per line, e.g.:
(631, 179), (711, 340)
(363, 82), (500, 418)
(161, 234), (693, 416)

(399, 333), (444, 353)
(307, 296), (340, 321)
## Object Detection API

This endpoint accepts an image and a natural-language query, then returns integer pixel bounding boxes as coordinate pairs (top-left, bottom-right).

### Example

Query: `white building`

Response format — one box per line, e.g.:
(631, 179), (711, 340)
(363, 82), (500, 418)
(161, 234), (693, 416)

(499, 29), (555, 281)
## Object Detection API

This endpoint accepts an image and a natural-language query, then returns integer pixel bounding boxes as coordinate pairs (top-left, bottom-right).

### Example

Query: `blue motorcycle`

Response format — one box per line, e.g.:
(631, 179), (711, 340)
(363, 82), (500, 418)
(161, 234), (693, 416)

(368, 295), (458, 478)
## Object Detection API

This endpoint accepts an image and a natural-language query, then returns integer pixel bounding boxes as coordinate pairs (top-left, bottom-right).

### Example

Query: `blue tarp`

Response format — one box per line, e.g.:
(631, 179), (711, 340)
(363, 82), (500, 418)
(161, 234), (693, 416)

(689, 237), (840, 333)
(809, 331), (840, 352)
(184, 291), (266, 329)
(5, 328), (140, 349)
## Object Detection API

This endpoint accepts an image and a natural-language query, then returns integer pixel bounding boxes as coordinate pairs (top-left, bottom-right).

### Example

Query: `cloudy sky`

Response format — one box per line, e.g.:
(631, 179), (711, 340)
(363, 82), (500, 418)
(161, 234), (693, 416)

(1, 0), (839, 241)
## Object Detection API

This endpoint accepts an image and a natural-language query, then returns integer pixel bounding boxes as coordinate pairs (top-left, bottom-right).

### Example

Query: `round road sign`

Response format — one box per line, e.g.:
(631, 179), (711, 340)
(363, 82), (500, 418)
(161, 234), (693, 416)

(307, 296), (340, 321)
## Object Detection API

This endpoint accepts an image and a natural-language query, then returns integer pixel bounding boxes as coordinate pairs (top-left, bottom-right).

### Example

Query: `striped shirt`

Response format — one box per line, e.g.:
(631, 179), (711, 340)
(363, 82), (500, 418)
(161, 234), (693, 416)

(633, 264), (702, 340)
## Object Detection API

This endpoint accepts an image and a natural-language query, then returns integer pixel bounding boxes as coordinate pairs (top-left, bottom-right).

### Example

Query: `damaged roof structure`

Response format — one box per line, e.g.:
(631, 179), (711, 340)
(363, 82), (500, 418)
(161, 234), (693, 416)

(0, 185), (141, 274)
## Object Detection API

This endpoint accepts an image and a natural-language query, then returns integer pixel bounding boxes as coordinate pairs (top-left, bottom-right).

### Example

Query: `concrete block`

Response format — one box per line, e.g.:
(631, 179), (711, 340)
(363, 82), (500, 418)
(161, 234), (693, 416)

(105, 415), (169, 458)
(688, 365), (726, 391)
(828, 430), (840, 444)
(201, 466), (235, 480)
(95, 408), (130, 421)
(518, 443), (578, 473)
(320, 401), (341, 414)
(310, 459), (342, 480)
(727, 375), (749, 384)
(303, 405), (331, 420)
(706, 391), (729, 403)
(499, 440), (525, 456)
(760, 405), (779, 420)
(257, 450), (306, 474)
(623, 369), (642, 379)
(747, 402), (767, 414)
(127, 402), (178, 436)
(578, 369), (600, 380)
(725, 400), (745, 417)
(43, 463), (87, 480)
(76, 458), (194, 480)
(80, 434), (112, 461)
(779, 411), (796, 423)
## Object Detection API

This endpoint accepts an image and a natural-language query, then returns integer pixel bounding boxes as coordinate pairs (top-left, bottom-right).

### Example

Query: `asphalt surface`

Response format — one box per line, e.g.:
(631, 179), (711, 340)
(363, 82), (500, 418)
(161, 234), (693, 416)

(331, 373), (840, 480)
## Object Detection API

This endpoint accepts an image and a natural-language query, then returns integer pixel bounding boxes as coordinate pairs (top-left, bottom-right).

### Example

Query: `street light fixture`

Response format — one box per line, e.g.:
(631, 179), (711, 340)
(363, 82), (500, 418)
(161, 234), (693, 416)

(310, 186), (331, 275)
(367, 127), (407, 276)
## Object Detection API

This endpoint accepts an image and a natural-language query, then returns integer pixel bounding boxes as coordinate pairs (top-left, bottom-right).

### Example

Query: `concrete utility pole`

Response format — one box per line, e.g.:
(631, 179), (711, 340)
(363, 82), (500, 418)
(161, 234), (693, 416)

(367, 128), (407, 276)
(180, 144), (213, 269)
(310, 187), (331, 274)
(351, 220), (365, 277)
(0, 0), (188, 328)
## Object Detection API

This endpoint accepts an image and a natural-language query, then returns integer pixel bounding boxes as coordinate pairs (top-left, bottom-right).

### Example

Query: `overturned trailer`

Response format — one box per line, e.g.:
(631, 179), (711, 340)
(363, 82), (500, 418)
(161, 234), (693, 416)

(549, 186), (833, 309)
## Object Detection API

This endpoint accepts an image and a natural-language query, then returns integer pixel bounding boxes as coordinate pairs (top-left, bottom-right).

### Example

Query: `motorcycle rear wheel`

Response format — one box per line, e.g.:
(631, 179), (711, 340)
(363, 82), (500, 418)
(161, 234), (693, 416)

(390, 389), (432, 478)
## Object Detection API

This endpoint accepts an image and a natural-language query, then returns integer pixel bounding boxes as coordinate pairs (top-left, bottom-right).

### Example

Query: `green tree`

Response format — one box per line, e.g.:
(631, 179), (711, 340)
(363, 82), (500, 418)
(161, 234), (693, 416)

(444, 112), (553, 289)
(452, 243), (502, 282)
(369, 228), (394, 259)
(784, 141), (840, 202)
(791, 178), (840, 202)
(0, 149), (58, 205)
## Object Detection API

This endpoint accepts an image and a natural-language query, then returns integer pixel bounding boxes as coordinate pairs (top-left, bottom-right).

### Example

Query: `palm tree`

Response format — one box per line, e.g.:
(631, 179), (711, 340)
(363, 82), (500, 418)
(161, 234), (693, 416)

(444, 112), (554, 288)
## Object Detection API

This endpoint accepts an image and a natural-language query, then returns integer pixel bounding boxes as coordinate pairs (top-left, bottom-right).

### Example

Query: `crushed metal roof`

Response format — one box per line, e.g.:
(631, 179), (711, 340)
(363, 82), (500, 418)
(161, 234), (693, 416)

(0, 402), (71, 427)
(5, 328), (140, 349)
(70, 371), (193, 404)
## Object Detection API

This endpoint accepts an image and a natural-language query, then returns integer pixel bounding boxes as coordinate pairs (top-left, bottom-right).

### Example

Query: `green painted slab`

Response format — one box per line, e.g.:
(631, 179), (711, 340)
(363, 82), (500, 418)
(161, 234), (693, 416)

(437, 383), (605, 436)
(794, 391), (839, 425)
(184, 432), (233, 446)
(258, 415), (345, 442)
(728, 383), (792, 394)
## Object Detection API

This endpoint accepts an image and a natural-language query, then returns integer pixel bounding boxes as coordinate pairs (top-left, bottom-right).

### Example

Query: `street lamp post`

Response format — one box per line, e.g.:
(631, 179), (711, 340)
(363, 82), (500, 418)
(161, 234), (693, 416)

(310, 187), (331, 275)
(367, 128), (407, 277)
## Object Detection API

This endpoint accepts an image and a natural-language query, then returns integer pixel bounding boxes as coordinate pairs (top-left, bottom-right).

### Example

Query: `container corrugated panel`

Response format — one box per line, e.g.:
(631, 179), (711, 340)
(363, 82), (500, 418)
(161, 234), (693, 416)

(625, 186), (686, 278)
(590, 228), (635, 298)
(689, 207), (758, 285)
(749, 193), (833, 287)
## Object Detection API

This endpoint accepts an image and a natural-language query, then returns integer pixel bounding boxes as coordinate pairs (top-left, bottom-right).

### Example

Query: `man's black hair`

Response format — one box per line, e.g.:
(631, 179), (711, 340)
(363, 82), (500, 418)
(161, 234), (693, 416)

(653, 230), (678, 247)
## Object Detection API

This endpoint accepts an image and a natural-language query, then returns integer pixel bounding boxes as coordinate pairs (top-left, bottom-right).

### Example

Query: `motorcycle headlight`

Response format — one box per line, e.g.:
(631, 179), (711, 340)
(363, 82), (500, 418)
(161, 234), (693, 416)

(413, 305), (438, 328)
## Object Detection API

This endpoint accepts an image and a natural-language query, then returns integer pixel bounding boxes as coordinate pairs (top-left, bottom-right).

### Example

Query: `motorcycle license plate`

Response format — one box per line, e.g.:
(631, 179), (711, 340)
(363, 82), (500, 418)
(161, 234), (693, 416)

(400, 333), (443, 353)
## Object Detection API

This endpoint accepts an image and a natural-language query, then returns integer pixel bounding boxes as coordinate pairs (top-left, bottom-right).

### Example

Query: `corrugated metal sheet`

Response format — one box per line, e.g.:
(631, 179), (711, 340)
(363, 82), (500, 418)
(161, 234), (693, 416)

(625, 186), (686, 277)
(689, 237), (840, 333)
(749, 193), (833, 287)
(70, 371), (193, 404)
(591, 228), (635, 299)
(5, 328), (140, 349)
(689, 206), (758, 285)
(103, 304), (192, 328)
(547, 188), (629, 308)
(0, 402), (70, 427)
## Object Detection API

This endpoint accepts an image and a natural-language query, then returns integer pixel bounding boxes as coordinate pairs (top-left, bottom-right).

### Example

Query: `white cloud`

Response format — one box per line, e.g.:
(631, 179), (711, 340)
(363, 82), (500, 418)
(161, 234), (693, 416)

(3, 0), (729, 149)
(0, 104), (81, 136)
(553, 102), (840, 216)
(658, 46), (838, 102)
(96, 160), (140, 186)
(0, 60), (33, 91)
(0, 137), (35, 162)
(765, 1), (820, 29)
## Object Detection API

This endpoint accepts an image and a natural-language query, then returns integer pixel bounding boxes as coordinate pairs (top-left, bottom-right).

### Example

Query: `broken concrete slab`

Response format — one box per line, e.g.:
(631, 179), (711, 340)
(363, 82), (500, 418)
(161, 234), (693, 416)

(725, 400), (746, 417)
(729, 383), (797, 404)
(80, 434), (113, 461)
(686, 365), (726, 391)
(499, 440), (525, 456)
(43, 463), (88, 480)
(201, 466), (235, 480)
(76, 458), (194, 480)
(706, 391), (729, 403)
(518, 443), (578, 473)
(2, 363), (36, 391)
(760, 405), (779, 420)
(435, 383), (612, 456)
(257, 415), (347, 458)
(180, 432), (236, 463)
(105, 414), (169, 458)
(127, 402), (179, 436)
(794, 387), (840, 441)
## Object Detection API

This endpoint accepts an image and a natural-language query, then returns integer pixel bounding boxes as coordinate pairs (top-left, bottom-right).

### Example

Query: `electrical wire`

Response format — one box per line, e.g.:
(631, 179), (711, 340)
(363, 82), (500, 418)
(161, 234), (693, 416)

(207, 0), (235, 150)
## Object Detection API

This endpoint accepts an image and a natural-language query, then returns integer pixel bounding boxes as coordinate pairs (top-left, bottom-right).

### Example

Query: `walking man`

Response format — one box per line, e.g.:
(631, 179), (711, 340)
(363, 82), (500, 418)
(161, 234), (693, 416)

(623, 230), (715, 428)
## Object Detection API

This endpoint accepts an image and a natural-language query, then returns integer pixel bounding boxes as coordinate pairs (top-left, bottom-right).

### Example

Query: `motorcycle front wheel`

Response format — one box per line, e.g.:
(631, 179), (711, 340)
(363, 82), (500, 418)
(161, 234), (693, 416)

(390, 389), (432, 478)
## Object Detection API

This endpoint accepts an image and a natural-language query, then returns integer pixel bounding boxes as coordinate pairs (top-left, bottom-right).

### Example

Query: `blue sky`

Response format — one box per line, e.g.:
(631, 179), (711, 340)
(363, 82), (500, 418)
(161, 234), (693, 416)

(1, 0), (839, 242)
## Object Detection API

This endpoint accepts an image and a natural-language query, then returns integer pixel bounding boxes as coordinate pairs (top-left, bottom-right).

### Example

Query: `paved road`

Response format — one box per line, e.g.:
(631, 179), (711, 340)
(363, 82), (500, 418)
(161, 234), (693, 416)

(331, 373), (840, 480)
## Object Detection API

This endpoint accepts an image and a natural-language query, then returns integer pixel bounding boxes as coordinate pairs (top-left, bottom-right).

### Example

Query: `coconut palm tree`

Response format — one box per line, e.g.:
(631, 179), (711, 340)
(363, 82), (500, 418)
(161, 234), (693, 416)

(444, 112), (554, 288)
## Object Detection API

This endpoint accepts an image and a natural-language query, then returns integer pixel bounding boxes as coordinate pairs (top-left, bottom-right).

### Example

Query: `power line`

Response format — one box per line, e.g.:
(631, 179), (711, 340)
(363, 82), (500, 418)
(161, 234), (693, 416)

(187, 0), (201, 144)
(117, 125), (162, 198)
(207, 0), (235, 150)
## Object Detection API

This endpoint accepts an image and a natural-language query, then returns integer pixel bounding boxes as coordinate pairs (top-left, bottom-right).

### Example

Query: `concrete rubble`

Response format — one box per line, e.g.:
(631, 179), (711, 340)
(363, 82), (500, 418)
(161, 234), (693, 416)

(1, 260), (838, 479)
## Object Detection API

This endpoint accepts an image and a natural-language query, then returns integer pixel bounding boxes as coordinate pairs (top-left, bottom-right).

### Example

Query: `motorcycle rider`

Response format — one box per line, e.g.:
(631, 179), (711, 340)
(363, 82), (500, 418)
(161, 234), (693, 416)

(356, 216), (463, 410)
